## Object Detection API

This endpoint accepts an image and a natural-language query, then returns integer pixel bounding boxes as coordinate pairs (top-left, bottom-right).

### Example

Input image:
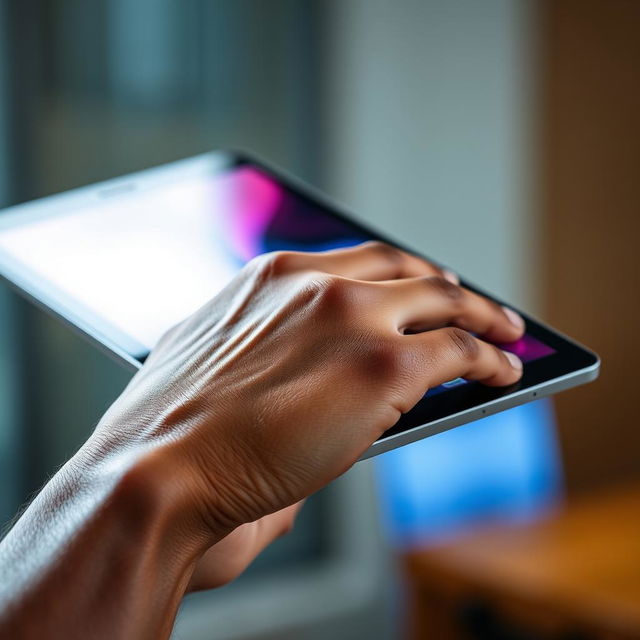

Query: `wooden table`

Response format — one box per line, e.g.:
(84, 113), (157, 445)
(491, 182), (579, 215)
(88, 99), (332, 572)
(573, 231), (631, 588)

(403, 483), (640, 639)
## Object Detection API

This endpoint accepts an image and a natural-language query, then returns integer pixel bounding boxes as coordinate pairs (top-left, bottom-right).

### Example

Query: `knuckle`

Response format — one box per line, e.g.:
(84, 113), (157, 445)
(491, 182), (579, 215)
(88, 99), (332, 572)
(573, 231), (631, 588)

(258, 250), (298, 276)
(426, 276), (464, 302)
(363, 240), (404, 264)
(358, 336), (408, 380)
(314, 275), (356, 314)
(445, 327), (479, 361)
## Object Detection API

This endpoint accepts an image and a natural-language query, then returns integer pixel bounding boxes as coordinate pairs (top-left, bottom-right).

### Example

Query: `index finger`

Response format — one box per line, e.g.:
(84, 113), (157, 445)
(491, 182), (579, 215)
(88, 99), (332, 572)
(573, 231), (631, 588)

(409, 327), (523, 391)
(276, 241), (455, 282)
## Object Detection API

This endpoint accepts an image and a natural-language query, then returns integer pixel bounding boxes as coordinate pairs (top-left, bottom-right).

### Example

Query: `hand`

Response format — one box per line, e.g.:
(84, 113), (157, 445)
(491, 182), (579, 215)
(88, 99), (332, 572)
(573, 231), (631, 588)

(187, 502), (303, 591)
(0, 242), (525, 640)
(91, 241), (524, 544)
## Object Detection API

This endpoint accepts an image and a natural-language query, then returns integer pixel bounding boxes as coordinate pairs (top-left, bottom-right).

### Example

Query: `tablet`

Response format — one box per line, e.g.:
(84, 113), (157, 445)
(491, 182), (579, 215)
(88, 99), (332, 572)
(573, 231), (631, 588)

(0, 151), (599, 458)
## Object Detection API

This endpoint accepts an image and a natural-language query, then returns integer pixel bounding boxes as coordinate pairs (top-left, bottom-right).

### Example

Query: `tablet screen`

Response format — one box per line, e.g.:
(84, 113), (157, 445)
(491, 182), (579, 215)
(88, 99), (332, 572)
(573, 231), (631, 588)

(0, 164), (555, 379)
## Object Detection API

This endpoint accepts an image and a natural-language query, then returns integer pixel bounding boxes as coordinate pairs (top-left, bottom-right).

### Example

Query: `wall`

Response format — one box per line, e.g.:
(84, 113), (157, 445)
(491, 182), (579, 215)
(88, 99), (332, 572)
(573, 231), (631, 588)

(542, 0), (640, 493)
(323, 0), (537, 310)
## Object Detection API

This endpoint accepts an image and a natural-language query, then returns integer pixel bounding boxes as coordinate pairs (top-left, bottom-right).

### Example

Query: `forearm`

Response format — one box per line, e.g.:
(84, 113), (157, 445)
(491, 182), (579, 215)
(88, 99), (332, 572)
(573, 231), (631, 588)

(0, 443), (219, 640)
(0, 242), (525, 639)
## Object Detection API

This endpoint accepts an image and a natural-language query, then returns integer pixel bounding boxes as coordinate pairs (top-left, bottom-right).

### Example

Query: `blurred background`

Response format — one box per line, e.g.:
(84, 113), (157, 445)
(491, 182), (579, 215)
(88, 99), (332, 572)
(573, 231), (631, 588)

(0, 1), (638, 639)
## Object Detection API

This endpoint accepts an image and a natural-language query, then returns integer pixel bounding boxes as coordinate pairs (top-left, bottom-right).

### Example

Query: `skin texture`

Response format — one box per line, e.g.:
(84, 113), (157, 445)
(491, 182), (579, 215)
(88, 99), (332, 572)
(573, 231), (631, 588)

(0, 242), (524, 639)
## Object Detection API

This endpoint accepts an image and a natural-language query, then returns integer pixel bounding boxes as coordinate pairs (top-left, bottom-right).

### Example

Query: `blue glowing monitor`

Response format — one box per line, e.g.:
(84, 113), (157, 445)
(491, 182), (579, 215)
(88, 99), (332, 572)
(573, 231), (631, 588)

(375, 399), (563, 548)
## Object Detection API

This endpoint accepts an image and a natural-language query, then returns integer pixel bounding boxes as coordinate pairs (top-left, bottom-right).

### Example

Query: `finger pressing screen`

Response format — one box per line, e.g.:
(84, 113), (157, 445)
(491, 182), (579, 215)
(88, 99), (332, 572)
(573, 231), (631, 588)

(374, 276), (525, 343)
(407, 327), (523, 390)
(296, 241), (448, 281)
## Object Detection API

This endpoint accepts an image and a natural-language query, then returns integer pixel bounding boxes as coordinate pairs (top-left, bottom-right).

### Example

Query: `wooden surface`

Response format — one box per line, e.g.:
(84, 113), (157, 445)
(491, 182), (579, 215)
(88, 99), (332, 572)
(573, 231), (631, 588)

(404, 484), (640, 639)
(542, 0), (640, 493)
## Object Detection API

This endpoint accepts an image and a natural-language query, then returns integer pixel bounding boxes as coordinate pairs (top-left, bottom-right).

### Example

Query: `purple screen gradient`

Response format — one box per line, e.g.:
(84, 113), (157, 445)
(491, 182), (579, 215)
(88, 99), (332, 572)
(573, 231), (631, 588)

(216, 166), (556, 392)
(496, 334), (555, 363)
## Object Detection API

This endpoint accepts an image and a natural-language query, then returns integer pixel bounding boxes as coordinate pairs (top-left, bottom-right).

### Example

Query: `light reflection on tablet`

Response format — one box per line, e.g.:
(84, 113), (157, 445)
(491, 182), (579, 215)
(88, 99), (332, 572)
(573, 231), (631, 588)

(0, 165), (556, 394)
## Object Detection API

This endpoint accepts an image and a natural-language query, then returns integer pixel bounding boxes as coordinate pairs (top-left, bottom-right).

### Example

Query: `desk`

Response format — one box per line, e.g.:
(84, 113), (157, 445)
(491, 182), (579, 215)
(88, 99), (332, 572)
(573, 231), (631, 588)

(403, 484), (640, 639)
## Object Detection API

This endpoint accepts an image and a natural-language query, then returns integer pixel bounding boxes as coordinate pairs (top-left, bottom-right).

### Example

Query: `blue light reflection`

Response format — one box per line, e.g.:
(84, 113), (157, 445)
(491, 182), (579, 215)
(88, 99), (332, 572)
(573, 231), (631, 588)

(375, 400), (563, 548)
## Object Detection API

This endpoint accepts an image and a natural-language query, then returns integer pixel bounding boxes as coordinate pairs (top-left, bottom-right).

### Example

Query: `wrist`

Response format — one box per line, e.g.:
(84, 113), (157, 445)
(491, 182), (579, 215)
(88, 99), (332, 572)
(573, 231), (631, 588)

(1, 441), (223, 639)
(76, 442), (229, 551)
(76, 435), (237, 549)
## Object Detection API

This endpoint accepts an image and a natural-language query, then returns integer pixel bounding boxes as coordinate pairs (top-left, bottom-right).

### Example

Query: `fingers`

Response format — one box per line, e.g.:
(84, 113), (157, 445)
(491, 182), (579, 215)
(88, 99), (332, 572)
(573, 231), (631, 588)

(187, 502), (303, 592)
(253, 501), (303, 541)
(375, 276), (525, 343)
(408, 327), (523, 390)
(269, 241), (451, 282)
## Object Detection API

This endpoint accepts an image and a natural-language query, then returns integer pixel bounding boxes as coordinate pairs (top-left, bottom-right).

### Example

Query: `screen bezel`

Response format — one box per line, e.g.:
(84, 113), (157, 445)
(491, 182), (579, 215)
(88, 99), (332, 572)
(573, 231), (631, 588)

(0, 149), (600, 438)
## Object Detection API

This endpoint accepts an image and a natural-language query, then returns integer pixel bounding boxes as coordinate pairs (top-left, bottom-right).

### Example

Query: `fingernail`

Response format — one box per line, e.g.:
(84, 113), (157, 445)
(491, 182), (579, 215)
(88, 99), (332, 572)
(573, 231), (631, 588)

(442, 269), (459, 284)
(503, 350), (523, 371)
(502, 306), (525, 331)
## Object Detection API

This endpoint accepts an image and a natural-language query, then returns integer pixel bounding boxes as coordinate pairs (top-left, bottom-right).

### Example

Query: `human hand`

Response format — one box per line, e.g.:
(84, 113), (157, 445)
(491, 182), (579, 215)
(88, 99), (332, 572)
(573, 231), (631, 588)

(90, 241), (524, 551)
(186, 501), (303, 591)
(0, 241), (526, 640)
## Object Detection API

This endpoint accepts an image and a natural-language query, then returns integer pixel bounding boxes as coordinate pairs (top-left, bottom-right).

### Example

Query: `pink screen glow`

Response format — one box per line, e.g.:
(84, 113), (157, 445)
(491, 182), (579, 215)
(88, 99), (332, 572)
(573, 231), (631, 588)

(0, 164), (556, 375)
